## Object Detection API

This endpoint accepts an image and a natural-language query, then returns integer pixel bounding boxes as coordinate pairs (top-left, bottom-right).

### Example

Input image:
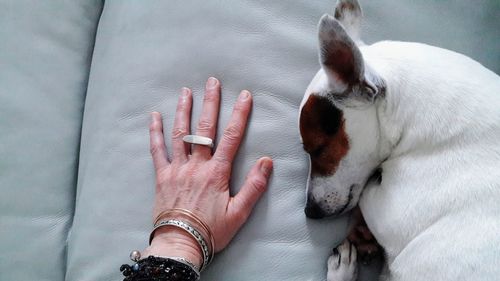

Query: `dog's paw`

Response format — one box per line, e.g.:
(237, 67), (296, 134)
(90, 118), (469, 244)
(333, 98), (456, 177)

(327, 239), (358, 281)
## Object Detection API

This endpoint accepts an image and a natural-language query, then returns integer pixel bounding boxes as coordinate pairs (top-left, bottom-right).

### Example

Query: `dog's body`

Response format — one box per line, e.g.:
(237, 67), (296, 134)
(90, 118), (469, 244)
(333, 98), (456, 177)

(299, 1), (500, 280)
(358, 42), (500, 281)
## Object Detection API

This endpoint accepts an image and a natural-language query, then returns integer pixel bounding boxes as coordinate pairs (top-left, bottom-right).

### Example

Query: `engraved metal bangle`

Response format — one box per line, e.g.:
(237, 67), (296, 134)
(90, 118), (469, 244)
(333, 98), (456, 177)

(164, 256), (200, 274)
(153, 208), (215, 265)
(150, 219), (210, 271)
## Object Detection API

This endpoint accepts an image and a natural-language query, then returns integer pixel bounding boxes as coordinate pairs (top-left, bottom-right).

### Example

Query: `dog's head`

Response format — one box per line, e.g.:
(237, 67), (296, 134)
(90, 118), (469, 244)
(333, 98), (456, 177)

(299, 0), (386, 219)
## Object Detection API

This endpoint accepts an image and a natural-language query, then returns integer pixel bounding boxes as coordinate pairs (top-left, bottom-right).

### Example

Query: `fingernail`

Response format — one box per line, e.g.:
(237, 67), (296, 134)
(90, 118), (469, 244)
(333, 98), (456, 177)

(181, 87), (190, 102)
(207, 77), (218, 89)
(239, 90), (250, 101)
(151, 112), (160, 124)
(260, 158), (273, 176)
(181, 87), (190, 96)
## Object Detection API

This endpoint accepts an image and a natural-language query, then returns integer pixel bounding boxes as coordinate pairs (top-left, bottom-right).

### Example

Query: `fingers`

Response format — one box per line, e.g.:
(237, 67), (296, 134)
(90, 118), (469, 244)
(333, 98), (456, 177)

(228, 157), (273, 227)
(213, 90), (252, 166)
(171, 87), (193, 162)
(149, 112), (170, 171)
(192, 77), (221, 158)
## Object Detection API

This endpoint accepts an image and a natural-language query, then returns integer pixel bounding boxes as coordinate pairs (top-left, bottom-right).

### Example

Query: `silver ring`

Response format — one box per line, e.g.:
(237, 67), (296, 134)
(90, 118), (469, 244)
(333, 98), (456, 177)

(182, 135), (214, 148)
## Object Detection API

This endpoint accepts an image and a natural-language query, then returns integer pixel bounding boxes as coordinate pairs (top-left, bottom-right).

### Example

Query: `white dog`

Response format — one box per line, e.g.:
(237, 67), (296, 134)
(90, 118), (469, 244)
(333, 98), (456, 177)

(298, 1), (500, 280)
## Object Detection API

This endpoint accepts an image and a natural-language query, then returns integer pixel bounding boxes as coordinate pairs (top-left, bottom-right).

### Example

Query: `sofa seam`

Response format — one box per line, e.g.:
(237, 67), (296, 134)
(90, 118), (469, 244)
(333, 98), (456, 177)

(62, 1), (105, 280)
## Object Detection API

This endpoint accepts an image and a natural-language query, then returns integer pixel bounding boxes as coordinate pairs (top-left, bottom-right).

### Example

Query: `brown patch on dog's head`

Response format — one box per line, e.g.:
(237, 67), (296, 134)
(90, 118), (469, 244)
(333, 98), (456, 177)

(300, 94), (349, 176)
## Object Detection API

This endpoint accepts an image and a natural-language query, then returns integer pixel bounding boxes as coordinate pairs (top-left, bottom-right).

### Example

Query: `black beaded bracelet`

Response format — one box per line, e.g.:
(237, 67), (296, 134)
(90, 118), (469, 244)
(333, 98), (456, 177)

(120, 255), (200, 281)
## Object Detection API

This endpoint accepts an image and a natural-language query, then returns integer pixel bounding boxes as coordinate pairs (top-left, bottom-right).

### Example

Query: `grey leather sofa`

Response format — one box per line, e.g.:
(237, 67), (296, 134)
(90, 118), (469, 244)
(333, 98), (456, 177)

(1, 1), (498, 280)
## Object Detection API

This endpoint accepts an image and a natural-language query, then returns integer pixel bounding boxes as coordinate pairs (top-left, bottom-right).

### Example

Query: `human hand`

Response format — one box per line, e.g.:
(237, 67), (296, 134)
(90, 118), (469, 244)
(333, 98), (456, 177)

(142, 77), (273, 269)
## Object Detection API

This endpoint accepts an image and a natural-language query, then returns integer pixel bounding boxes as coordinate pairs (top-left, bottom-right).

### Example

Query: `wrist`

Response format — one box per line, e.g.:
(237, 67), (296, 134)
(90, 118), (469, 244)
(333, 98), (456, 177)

(142, 227), (203, 270)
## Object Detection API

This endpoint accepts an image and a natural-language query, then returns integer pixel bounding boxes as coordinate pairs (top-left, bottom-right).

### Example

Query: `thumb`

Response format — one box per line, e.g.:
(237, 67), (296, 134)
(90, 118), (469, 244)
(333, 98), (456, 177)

(228, 157), (273, 228)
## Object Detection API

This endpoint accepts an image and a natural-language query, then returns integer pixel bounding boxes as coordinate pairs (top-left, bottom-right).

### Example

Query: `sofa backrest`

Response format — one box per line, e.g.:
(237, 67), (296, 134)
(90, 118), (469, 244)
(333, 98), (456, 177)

(0, 1), (102, 280)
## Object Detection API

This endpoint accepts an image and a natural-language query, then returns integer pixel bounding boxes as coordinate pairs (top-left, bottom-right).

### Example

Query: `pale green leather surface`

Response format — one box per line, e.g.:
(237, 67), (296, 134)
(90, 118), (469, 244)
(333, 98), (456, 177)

(0, 1), (102, 280)
(1, 1), (498, 281)
(66, 1), (498, 281)
(65, 1), (349, 280)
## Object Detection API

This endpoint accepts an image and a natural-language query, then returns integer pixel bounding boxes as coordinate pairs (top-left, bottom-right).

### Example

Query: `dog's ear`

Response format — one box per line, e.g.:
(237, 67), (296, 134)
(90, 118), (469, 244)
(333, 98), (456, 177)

(318, 15), (383, 102)
(318, 14), (364, 91)
(334, 0), (363, 45)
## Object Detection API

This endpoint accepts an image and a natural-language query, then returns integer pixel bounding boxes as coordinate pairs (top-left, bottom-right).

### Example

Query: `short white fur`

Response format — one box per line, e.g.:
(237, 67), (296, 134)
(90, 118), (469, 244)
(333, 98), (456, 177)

(299, 0), (500, 280)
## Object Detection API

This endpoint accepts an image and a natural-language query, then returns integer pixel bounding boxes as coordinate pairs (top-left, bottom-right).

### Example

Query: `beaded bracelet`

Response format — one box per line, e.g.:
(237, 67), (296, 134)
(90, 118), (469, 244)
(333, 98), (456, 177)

(120, 255), (199, 281)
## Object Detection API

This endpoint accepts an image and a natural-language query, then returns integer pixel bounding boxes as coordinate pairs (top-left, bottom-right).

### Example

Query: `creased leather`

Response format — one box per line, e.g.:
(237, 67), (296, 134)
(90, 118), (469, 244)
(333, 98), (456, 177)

(66, 1), (499, 281)
(66, 2), (349, 280)
(2, 0), (498, 281)
(0, 1), (103, 281)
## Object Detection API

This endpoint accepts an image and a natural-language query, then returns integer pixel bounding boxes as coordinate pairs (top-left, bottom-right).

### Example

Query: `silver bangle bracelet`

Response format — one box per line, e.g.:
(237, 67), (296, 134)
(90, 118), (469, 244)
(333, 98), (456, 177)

(151, 219), (211, 271)
(166, 256), (200, 274)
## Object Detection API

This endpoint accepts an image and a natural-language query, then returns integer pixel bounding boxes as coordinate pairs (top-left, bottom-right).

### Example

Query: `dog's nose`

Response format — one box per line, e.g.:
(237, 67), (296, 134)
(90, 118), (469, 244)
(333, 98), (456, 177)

(305, 202), (325, 219)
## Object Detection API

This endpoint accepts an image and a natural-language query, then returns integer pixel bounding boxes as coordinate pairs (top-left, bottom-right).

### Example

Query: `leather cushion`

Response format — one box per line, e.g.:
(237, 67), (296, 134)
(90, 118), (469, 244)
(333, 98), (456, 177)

(66, 1), (498, 280)
(0, 1), (102, 280)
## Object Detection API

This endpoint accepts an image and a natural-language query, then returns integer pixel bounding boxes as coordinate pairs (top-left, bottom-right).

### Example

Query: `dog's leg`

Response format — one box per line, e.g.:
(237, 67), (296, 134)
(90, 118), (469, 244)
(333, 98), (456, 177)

(347, 207), (384, 265)
(327, 239), (358, 281)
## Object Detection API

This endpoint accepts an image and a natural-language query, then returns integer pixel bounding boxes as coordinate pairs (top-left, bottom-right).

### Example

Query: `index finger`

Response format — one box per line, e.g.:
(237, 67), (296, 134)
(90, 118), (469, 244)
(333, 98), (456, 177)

(149, 112), (170, 171)
(212, 90), (252, 166)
